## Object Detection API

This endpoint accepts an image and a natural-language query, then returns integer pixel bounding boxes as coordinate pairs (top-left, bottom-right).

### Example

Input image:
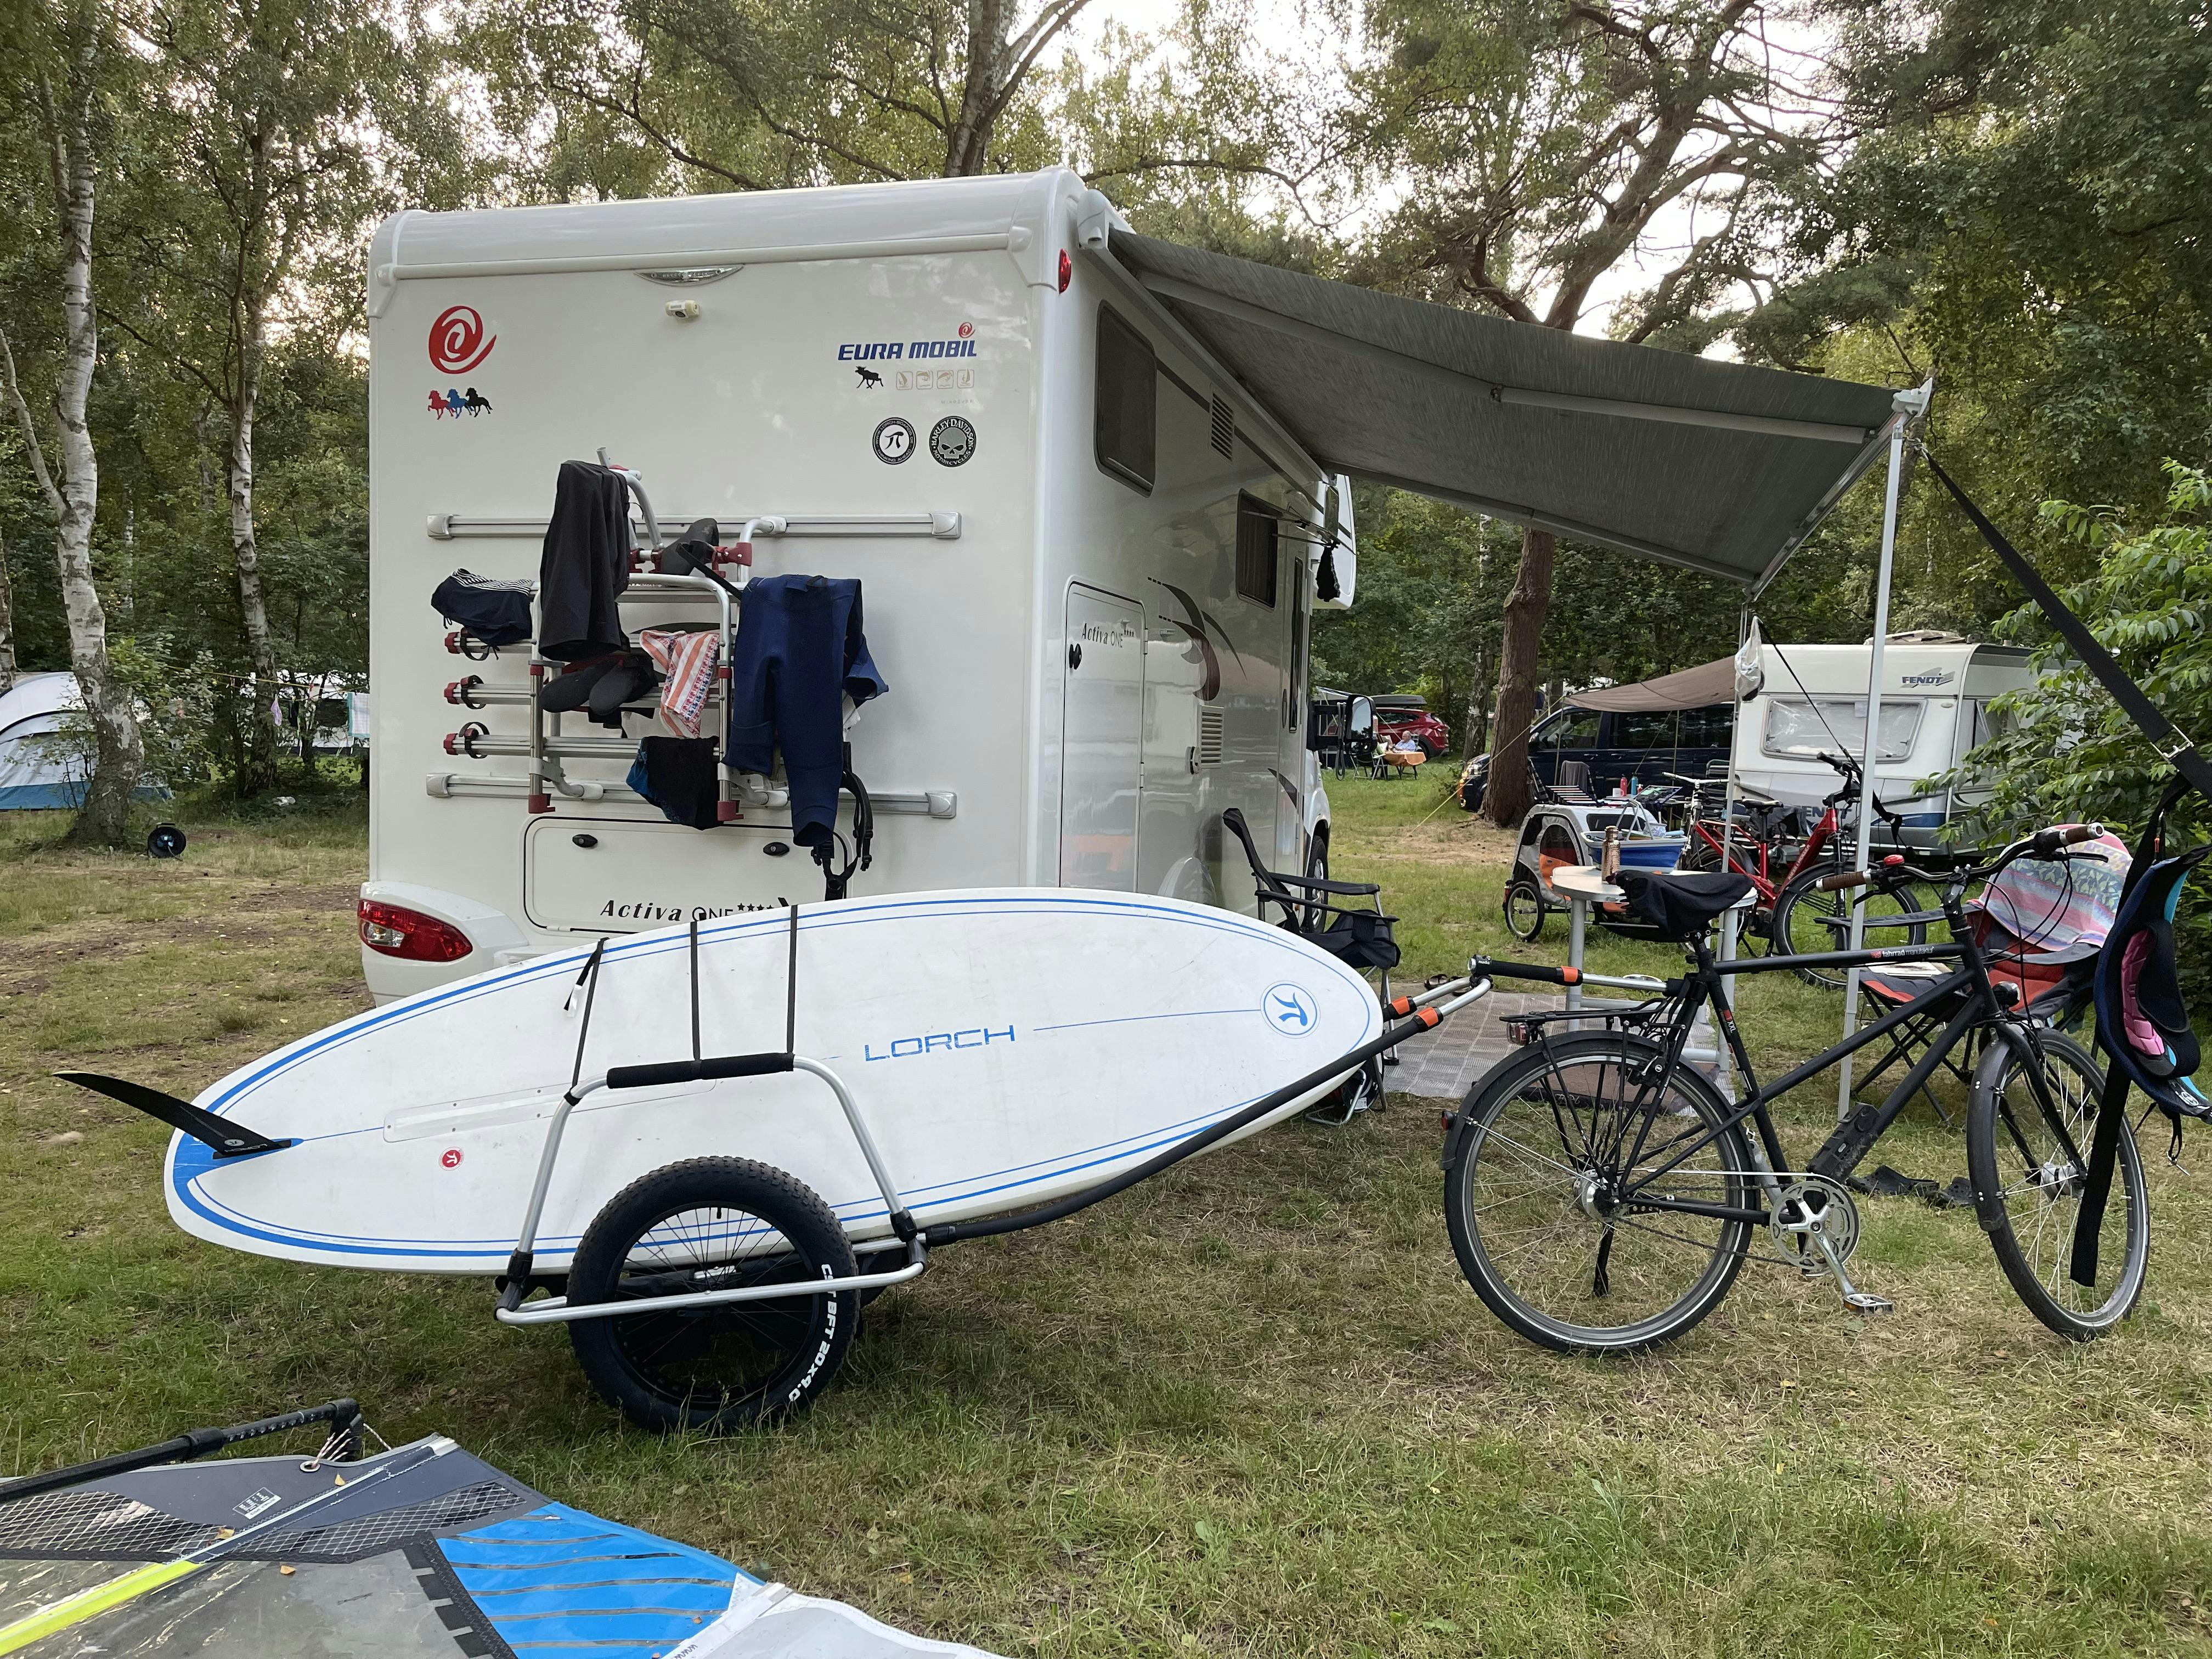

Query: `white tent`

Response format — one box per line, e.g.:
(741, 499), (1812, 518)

(0, 672), (169, 810)
(0, 673), (95, 810)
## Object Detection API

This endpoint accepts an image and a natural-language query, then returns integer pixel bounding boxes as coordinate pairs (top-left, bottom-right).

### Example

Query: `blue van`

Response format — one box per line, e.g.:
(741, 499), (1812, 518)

(1459, 702), (1734, 809)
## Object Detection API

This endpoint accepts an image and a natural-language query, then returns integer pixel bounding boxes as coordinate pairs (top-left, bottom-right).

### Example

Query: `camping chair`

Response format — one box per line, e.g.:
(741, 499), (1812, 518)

(1849, 831), (2129, 1122)
(1220, 807), (1402, 1122)
(1548, 760), (1599, 804)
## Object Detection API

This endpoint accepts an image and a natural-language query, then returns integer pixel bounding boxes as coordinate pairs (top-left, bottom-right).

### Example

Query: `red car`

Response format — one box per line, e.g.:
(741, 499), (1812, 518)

(1374, 696), (1451, 758)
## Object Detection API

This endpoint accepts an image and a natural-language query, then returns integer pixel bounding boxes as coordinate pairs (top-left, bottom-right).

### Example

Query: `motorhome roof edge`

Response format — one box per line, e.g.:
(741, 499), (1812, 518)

(366, 170), (1080, 318)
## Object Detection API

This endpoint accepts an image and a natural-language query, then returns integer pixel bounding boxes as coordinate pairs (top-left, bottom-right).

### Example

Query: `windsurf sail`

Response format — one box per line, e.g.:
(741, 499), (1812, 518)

(0, 1406), (1005, 1658)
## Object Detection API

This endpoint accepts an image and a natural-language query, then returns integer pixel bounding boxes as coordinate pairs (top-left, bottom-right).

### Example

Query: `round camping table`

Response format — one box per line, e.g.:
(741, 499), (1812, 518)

(1550, 865), (1751, 1082)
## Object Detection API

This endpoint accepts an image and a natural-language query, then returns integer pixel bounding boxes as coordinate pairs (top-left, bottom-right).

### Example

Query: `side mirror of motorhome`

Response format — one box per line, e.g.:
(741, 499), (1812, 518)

(1350, 696), (1375, 736)
(1316, 473), (1357, 610)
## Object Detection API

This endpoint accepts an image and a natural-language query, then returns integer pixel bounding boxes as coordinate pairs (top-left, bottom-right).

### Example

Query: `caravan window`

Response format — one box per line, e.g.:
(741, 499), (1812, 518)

(1235, 495), (1279, 606)
(1094, 305), (1156, 494)
(1762, 697), (1922, 763)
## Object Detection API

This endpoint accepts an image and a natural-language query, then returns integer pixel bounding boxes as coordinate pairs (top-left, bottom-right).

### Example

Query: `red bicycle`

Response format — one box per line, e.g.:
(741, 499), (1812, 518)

(1671, 753), (1936, 987)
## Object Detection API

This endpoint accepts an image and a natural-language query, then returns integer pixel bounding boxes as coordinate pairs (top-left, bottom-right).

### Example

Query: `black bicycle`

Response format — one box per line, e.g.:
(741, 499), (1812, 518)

(1441, 824), (2148, 1351)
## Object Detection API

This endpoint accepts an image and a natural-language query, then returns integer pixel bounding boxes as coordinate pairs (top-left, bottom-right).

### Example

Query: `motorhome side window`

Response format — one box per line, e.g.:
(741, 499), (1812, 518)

(1762, 696), (1922, 763)
(1235, 495), (1280, 607)
(1094, 305), (1157, 494)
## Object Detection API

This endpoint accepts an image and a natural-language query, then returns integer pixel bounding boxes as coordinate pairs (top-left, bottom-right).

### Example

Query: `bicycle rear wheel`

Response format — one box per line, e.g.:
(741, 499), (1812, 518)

(1769, 867), (1934, 989)
(1966, 1030), (2147, 1339)
(1444, 1034), (1755, 1353)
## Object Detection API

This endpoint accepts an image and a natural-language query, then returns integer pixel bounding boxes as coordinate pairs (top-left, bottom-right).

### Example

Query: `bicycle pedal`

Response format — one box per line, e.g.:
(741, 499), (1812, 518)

(1843, 1290), (1894, 1315)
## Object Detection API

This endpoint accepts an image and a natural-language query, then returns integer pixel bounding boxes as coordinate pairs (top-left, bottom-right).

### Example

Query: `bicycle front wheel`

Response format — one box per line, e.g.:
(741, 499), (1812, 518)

(1966, 1030), (2147, 1339)
(1444, 1034), (1755, 1353)
(1769, 868), (1933, 989)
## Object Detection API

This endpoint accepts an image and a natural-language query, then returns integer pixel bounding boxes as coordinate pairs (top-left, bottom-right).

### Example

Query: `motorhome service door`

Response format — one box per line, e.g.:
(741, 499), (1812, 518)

(1060, 585), (1144, 890)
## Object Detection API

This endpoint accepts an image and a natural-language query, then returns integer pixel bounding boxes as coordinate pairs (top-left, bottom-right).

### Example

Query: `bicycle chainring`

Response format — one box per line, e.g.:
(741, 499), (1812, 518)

(1768, 1175), (1861, 1277)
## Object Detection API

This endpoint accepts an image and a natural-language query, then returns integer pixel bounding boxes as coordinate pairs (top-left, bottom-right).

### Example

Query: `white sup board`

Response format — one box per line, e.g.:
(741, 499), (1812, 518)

(163, 889), (1383, 1272)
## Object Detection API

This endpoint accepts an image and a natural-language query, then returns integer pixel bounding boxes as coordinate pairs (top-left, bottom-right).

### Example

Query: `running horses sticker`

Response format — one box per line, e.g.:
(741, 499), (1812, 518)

(427, 305), (496, 420)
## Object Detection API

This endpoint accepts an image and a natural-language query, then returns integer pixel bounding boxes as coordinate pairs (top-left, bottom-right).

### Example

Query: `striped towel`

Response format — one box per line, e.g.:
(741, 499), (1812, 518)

(639, 627), (720, 738)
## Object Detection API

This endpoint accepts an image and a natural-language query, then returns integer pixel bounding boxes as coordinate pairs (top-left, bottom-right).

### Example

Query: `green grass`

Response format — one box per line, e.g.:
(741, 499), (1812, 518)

(4, 781), (2212, 1655)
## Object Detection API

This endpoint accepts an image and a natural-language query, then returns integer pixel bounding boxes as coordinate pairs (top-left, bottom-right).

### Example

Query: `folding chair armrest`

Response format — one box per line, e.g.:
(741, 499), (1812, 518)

(1261, 871), (1384, 897)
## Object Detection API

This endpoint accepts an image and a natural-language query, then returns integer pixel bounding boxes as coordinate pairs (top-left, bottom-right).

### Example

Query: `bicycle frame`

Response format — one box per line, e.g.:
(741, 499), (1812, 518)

(1684, 754), (1904, 905)
(1529, 915), (2089, 1234)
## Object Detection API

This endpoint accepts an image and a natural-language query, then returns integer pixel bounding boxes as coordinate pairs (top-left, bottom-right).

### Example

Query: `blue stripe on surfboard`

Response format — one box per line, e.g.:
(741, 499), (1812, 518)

(196, 893), (1365, 1118)
(167, 1063), (1372, 1258)
(439, 1503), (746, 1659)
(202, 893), (1365, 1118)
(168, 893), (1383, 1261)
(1031, 1006), (1255, 1032)
(170, 1007), (1387, 1259)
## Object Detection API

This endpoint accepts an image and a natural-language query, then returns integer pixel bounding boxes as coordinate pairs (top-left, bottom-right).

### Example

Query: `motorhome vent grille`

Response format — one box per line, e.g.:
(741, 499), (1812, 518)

(1209, 397), (1234, 458)
(1198, 708), (1225, 765)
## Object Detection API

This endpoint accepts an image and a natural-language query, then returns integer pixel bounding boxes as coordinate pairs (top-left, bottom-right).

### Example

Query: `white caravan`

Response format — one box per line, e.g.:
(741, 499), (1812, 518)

(360, 170), (1356, 1001)
(1734, 636), (2036, 844)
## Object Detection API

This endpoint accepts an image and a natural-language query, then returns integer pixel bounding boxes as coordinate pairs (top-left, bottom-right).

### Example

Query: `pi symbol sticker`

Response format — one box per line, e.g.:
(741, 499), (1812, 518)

(1264, 984), (1318, 1036)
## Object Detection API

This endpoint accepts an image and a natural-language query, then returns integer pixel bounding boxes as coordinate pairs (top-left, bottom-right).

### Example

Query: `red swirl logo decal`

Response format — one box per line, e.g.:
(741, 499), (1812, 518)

(429, 306), (495, 374)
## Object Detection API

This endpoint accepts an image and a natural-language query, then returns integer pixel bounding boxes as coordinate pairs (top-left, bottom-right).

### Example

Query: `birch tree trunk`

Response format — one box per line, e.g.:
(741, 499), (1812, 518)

(228, 307), (281, 794)
(0, 524), (17, 695)
(0, 29), (143, 845)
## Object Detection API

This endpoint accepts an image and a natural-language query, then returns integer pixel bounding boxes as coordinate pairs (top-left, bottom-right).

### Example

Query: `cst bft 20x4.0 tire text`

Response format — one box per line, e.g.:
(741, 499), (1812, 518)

(567, 1157), (859, 1434)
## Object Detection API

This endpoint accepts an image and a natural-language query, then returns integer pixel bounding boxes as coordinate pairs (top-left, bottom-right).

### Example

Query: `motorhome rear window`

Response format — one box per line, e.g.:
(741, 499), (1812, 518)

(1094, 306), (1156, 494)
(1235, 496), (1279, 606)
(1762, 697), (1922, 763)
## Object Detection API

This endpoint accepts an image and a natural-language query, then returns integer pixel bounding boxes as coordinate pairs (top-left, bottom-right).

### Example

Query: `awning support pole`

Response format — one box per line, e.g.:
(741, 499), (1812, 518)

(1836, 420), (1906, 1119)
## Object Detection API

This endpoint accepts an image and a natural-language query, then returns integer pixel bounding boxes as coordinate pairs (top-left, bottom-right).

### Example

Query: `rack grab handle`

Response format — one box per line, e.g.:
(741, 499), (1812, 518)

(604, 1052), (795, 1090)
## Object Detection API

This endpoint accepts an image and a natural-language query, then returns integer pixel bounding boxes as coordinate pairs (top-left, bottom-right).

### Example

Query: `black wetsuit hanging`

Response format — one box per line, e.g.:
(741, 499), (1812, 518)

(538, 461), (631, 662)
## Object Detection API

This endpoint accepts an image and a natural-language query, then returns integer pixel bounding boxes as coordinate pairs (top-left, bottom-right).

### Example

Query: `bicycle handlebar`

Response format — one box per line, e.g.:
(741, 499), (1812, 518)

(1818, 822), (2105, 894)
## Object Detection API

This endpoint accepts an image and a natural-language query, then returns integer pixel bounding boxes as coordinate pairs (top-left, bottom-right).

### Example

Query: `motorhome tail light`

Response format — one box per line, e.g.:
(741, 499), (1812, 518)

(1057, 250), (1071, 292)
(358, 899), (473, 963)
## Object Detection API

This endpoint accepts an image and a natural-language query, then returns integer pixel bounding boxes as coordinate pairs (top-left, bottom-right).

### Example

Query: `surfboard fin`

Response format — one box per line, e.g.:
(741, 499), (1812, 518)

(54, 1073), (294, 1158)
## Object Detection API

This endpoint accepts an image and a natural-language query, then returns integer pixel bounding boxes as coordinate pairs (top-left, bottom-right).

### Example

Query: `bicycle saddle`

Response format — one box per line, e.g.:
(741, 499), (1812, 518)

(1617, 870), (1754, 940)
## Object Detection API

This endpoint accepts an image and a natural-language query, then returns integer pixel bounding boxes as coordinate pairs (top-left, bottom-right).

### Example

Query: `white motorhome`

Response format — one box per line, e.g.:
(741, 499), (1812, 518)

(1734, 636), (2037, 844)
(359, 170), (1356, 1001)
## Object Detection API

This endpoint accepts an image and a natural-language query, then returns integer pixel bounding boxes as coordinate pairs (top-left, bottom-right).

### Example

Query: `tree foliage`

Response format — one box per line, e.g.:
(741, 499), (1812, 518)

(1954, 464), (2212, 842)
(1, 0), (2207, 849)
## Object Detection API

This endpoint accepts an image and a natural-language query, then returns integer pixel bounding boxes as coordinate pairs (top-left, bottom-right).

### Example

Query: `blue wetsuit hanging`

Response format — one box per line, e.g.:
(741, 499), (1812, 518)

(724, 574), (887, 850)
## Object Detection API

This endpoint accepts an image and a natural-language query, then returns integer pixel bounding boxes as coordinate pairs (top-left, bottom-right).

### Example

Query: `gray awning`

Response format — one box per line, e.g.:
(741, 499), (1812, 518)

(1566, 657), (1736, 713)
(1109, 230), (1912, 591)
